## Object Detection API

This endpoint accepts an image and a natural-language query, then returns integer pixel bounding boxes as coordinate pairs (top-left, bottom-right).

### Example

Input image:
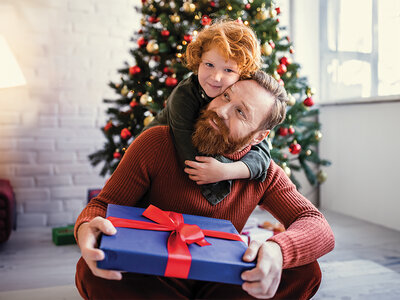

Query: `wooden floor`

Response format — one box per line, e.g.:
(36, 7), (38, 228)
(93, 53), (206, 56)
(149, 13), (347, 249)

(0, 209), (400, 299)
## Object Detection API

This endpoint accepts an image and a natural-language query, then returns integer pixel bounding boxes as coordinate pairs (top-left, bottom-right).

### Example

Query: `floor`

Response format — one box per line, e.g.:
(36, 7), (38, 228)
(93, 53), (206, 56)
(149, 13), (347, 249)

(0, 209), (399, 299)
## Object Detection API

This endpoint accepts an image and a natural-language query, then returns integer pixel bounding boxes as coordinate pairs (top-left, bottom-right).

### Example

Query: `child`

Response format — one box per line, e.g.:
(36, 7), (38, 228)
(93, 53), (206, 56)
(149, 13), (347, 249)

(144, 20), (271, 205)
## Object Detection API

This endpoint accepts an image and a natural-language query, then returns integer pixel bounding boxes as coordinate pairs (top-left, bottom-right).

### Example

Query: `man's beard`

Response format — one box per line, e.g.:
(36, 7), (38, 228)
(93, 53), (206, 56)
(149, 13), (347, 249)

(192, 110), (255, 156)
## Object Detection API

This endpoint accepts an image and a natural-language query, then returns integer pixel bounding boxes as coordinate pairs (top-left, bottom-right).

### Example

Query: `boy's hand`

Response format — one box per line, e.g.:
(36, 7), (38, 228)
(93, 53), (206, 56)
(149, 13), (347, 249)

(184, 156), (227, 184)
(241, 241), (283, 299)
(77, 217), (123, 280)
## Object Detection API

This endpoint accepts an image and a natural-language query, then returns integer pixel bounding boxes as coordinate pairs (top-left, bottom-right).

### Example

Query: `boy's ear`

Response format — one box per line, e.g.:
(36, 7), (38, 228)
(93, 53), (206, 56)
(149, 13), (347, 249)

(251, 130), (270, 145)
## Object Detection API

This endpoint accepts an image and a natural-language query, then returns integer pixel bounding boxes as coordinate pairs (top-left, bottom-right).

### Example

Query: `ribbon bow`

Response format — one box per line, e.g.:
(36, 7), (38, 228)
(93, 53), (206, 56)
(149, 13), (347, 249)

(107, 205), (242, 279)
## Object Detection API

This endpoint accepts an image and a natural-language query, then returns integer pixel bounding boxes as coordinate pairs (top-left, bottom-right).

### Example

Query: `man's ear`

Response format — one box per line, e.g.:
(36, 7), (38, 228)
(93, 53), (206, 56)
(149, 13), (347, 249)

(251, 130), (270, 145)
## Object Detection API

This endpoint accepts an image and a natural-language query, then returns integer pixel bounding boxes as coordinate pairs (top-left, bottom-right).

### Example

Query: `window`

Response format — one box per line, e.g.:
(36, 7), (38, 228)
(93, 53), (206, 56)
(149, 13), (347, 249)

(320, 0), (400, 102)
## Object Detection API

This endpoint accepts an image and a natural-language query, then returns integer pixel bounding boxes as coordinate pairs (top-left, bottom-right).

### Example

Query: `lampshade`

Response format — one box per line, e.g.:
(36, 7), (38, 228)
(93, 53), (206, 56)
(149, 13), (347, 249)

(0, 35), (26, 88)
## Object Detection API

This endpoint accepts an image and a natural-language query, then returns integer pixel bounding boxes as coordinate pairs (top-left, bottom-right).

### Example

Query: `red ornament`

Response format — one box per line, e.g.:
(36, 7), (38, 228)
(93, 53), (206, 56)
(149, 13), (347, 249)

(275, 7), (281, 15)
(289, 143), (301, 155)
(165, 77), (178, 87)
(138, 37), (148, 48)
(278, 78), (284, 86)
(288, 127), (295, 135)
(278, 127), (288, 136)
(277, 63), (287, 75)
(161, 30), (170, 37)
(279, 56), (290, 66)
(104, 121), (113, 132)
(163, 67), (173, 74)
(269, 40), (275, 49)
(210, 1), (216, 7)
(141, 0), (146, 4)
(129, 65), (141, 76)
(303, 97), (314, 107)
(201, 15), (212, 26)
(183, 34), (193, 42)
(148, 16), (159, 23)
(245, 3), (251, 10)
(120, 128), (132, 140)
(113, 151), (122, 159)
(289, 46), (295, 54)
(130, 100), (139, 108)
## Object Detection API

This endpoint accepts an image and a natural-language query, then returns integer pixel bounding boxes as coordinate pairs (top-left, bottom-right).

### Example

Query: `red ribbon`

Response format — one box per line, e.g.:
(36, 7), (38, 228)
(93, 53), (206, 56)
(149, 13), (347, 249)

(107, 205), (242, 279)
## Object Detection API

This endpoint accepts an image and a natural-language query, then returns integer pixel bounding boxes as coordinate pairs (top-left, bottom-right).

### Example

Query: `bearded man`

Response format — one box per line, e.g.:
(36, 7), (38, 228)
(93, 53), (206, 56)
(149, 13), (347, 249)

(74, 71), (335, 300)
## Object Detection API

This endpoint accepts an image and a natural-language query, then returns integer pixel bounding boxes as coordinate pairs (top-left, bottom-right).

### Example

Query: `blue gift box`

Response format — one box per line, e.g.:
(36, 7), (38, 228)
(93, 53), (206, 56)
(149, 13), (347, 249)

(98, 204), (255, 285)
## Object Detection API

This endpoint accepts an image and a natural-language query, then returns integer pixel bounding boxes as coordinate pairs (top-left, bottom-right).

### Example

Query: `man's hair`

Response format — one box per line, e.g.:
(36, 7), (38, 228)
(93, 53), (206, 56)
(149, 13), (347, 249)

(184, 19), (261, 79)
(252, 71), (288, 130)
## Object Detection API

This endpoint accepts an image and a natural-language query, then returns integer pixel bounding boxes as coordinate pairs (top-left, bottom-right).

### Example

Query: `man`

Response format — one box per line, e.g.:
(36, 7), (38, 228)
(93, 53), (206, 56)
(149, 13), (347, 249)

(75, 71), (335, 299)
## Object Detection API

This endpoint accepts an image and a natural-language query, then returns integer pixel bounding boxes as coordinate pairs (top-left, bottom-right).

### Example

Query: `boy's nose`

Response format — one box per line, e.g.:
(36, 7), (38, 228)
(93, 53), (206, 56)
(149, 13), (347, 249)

(212, 71), (222, 82)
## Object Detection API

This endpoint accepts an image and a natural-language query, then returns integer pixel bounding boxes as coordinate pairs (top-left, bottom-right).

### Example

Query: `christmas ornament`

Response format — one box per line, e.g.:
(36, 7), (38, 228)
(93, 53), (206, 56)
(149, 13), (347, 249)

(256, 9), (268, 21)
(261, 43), (273, 56)
(165, 76), (178, 87)
(113, 151), (122, 159)
(275, 7), (281, 14)
(269, 40), (275, 49)
(129, 65), (141, 76)
(288, 127), (295, 135)
(170, 14), (180, 23)
(289, 46), (295, 54)
(137, 37), (148, 48)
(279, 56), (290, 66)
(278, 79), (284, 86)
(289, 143), (301, 155)
(143, 115), (155, 127)
(161, 30), (170, 37)
(201, 15), (212, 26)
(273, 71), (280, 81)
(245, 3), (251, 10)
(120, 128), (132, 140)
(183, 34), (193, 42)
(210, 1), (216, 8)
(269, 8), (277, 18)
(282, 163), (291, 177)
(146, 40), (159, 54)
(317, 170), (328, 183)
(120, 85), (129, 96)
(163, 67), (173, 74)
(287, 94), (296, 106)
(183, 1), (196, 13)
(278, 127), (288, 136)
(140, 93), (153, 105)
(306, 149), (312, 156)
(104, 121), (113, 132)
(277, 63), (287, 75)
(314, 130), (322, 141)
(148, 16), (159, 23)
(130, 100), (139, 108)
(303, 97), (314, 107)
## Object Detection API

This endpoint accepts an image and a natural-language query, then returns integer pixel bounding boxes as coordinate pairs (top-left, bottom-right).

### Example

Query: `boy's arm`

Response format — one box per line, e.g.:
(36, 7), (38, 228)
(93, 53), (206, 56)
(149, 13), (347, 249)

(240, 139), (271, 182)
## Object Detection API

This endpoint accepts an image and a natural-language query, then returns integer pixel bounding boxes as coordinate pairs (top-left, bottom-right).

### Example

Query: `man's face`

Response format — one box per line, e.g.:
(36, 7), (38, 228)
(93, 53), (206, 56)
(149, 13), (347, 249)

(192, 80), (272, 155)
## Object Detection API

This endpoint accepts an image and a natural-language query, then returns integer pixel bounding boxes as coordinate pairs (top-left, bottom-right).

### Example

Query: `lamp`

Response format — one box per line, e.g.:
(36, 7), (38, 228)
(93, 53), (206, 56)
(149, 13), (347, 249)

(0, 35), (26, 88)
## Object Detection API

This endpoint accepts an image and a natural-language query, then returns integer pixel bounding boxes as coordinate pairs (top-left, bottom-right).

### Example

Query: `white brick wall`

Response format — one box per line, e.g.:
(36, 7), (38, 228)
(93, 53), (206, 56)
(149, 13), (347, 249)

(0, 0), (141, 228)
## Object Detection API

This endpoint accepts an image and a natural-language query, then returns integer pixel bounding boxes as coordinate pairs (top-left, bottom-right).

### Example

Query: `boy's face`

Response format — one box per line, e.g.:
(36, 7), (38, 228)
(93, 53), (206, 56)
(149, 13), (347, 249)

(198, 48), (240, 98)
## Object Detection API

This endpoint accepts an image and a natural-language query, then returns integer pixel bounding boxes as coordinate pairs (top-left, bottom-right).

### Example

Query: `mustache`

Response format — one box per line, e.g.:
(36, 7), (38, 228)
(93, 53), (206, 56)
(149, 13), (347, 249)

(197, 110), (230, 135)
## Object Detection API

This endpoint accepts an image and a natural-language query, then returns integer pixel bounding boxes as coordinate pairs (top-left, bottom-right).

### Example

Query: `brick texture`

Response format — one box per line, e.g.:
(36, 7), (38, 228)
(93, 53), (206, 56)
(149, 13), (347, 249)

(0, 0), (140, 227)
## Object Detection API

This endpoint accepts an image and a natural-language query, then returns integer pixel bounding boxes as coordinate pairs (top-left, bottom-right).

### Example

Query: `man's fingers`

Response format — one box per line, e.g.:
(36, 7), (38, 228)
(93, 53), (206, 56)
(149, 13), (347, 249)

(243, 240), (262, 262)
(90, 216), (117, 236)
(86, 258), (122, 281)
(82, 247), (105, 262)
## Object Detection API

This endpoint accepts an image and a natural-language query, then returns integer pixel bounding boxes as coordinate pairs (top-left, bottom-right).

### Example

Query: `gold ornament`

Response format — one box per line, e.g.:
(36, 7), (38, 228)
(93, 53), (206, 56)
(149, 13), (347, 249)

(244, 20), (249, 26)
(183, 2), (196, 13)
(194, 14), (201, 20)
(306, 149), (312, 156)
(146, 40), (159, 54)
(176, 53), (183, 58)
(287, 94), (296, 106)
(120, 85), (129, 96)
(140, 93), (153, 105)
(170, 14), (180, 23)
(261, 43), (273, 56)
(273, 71), (280, 81)
(177, 45), (183, 50)
(146, 81), (152, 87)
(143, 115), (155, 127)
(269, 8), (277, 18)
(256, 9), (268, 21)
(182, 41), (187, 46)
(227, 5), (233, 11)
(306, 87), (316, 97)
(317, 170), (328, 183)
(315, 130), (322, 141)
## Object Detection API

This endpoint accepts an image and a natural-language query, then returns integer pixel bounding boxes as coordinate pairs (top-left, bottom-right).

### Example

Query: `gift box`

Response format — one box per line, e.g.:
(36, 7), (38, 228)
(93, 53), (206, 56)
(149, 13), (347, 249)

(98, 204), (255, 285)
(52, 224), (76, 245)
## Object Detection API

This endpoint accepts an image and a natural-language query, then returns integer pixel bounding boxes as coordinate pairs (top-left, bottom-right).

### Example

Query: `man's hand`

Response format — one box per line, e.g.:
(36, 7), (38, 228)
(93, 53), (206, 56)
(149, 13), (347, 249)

(77, 217), (122, 280)
(241, 241), (283, 299)
(184, 156), (227, 184)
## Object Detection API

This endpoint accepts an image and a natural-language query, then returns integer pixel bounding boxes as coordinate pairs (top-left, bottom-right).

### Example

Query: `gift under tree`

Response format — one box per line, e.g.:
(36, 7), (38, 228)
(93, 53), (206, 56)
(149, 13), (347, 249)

(89, 0), (330, 189)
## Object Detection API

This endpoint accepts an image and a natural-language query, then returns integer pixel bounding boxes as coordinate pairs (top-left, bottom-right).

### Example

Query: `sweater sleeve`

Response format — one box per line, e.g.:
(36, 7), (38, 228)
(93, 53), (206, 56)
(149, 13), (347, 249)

(259, 162), (335, 269)
(74, 126), (169, 241)
(240, 139), (271, 182)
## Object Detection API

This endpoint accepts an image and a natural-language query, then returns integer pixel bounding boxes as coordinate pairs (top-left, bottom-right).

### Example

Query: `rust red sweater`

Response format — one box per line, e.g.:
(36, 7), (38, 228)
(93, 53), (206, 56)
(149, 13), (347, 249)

(75, 126), (334, 269)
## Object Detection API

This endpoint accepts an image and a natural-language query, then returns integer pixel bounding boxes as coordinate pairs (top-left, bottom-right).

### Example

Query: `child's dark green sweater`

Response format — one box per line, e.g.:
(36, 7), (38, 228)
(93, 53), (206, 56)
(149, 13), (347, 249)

(143, 74), (271, 205)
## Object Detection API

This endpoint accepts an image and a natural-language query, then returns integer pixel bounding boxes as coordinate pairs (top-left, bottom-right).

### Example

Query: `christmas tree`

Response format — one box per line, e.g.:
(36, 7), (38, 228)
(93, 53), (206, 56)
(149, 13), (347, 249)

(89, 0), (330, 189)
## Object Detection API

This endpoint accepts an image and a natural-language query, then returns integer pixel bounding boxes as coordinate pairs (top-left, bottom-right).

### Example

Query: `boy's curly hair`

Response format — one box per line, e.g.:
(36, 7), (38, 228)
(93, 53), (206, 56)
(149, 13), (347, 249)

(184, 20), (261, 79)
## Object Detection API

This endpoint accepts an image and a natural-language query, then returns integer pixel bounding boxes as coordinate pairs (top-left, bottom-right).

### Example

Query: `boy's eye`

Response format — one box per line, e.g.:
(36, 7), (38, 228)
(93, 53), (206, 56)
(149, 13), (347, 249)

(205, 62), (214, 67)
(225, 68), (234, 73)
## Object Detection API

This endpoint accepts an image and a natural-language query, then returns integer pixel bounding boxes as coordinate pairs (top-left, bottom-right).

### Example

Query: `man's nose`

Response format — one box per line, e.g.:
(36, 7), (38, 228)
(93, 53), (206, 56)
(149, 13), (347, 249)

(215, 104), (229, 120)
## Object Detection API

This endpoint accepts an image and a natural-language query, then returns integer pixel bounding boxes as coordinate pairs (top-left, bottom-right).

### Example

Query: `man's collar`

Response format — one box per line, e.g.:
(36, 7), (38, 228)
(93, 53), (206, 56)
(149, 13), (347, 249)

(223, 145), (252, 161)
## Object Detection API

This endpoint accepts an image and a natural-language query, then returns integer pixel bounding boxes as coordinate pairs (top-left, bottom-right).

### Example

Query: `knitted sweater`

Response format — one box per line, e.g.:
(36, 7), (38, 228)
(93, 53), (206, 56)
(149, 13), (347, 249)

(75, 126), (334, 269)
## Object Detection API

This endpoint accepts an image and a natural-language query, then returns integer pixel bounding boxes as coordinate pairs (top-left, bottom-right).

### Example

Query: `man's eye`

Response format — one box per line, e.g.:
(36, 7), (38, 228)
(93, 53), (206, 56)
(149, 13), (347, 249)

(223, 93), (230, 100)
(237, 109), (245, 118)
